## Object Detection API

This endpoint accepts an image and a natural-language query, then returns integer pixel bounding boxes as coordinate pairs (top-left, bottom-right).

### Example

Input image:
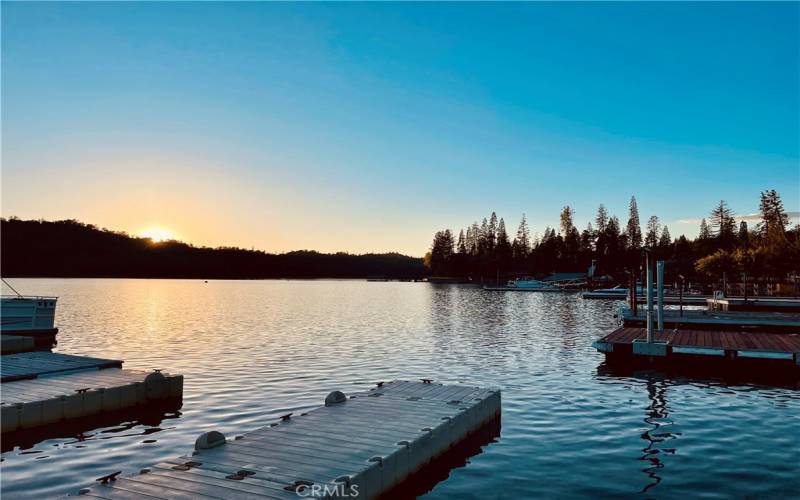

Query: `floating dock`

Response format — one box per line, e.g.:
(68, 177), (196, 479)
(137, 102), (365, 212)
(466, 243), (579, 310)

(1, 351), (183, 434)
(1, 334), (36, 354)
(707, 297), (800, 313)
(619, 307), (800, 332)
(482, 286), (564, 292)
(79, 380), (501, 499)
(594, 326), (800, 373)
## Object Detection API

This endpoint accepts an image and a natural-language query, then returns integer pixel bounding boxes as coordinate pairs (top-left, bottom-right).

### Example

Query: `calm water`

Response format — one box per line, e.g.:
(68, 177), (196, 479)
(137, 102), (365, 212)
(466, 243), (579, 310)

(2, 279), (798, 499)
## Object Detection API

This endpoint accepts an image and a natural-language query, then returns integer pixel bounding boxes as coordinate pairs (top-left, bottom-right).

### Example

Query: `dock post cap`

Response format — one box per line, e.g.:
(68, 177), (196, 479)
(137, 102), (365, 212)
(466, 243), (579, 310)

(334, 475), (352, 485)
(195, 430), (226, 450)
(325, 390), (347, 406)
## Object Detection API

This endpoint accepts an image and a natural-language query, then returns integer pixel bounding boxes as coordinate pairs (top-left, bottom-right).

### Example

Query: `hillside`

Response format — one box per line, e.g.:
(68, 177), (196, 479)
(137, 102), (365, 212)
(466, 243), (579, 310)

(0, 218), (427, 279)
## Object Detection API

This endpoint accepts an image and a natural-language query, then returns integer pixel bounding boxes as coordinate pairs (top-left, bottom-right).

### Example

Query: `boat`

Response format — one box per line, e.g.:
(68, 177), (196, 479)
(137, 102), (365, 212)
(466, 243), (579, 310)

(581, 285), (634, 299)
(484, 277), (563, 292)
(1, 279), (58, 336)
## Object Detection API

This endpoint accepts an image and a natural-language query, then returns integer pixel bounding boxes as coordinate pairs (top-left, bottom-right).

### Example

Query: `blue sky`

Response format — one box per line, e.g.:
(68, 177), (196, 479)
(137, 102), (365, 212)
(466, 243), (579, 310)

(2, 2), (798, 255)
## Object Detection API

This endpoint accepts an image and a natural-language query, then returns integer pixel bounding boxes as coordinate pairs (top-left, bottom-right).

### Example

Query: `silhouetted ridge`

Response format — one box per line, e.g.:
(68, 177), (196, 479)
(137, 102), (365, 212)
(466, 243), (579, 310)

(1, 218), (426, 279)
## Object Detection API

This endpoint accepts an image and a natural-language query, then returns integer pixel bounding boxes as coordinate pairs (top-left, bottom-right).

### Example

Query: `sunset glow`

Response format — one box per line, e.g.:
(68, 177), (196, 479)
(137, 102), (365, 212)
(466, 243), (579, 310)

(139, 227), (177, 243)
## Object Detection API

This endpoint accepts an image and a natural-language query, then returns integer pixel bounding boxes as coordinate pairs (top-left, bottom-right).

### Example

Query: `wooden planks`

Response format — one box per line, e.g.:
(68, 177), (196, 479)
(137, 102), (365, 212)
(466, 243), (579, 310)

(600, 326), (800, 354)
(82, 380), (501, 500)
(1, 351), (123, 382)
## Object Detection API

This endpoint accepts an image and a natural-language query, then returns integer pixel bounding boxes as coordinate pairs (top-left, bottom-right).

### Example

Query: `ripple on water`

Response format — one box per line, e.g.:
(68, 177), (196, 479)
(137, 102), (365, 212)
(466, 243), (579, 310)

(1, 279), (798, 499)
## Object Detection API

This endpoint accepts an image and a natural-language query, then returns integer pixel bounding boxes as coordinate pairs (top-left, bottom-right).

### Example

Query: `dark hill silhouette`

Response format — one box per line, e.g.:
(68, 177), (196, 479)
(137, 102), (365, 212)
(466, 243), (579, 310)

(1, 218), (426, 279)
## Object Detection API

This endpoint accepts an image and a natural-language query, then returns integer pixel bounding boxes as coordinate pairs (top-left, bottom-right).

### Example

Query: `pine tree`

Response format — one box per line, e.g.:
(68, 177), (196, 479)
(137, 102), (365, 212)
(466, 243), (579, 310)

(626, 196), (642, 249)
(496, 218), (509, 246)
(595, 204), (608, 234)
(699, 218), (711, 239)
(738, 221), (749, 247)
(645, 215), (660, 249)
(709, 200), (736, 246)
(457, 229), (467, 255)
(429, 230), (455, 275)
(479, 218), (490, 255)
(488, 212), (498, 251)
(560, 206), (575, 236)
(659, 225), (671, 247)
(512, 214), (531, 260)
(758, 189), (789, 236)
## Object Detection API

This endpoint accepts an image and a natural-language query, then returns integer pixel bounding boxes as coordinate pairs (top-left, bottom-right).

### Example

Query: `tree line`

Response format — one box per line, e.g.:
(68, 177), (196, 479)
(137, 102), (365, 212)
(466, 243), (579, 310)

(1, 218), (426, 279)
(426, 190), (800, 285)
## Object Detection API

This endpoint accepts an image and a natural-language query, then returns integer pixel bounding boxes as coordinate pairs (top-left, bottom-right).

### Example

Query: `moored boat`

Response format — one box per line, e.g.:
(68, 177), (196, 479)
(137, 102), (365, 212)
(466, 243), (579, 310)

(1, 279), (59, 337)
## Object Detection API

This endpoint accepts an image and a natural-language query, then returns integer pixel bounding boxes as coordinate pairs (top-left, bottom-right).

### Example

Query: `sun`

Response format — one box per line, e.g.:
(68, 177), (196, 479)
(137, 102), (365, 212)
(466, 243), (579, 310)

(139, 226), (177, 243)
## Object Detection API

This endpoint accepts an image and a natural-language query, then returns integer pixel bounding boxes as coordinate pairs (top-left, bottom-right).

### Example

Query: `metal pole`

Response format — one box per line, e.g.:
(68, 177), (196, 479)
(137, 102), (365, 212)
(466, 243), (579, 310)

(646, 253), (653, 343)
(657, 260), (664, 332)
(743, 272), (748, 302)
(679, 276), (684, 317)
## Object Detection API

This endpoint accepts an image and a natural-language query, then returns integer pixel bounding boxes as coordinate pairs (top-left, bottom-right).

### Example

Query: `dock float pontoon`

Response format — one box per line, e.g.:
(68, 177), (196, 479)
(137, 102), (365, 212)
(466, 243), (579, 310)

(1, 351), (183, 434)
(79, 380), (501, 499)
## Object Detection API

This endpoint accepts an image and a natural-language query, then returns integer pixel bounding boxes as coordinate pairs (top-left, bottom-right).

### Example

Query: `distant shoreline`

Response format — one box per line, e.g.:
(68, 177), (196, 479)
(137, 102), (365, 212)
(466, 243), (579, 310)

(1, 218), (428, 281)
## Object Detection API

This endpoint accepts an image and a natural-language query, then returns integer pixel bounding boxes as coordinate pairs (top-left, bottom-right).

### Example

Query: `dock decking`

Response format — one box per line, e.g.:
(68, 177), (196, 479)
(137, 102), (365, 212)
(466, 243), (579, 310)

(80, 380), (501, 500)
(1, 352), (183, 434)
(594, 326), (800, 371)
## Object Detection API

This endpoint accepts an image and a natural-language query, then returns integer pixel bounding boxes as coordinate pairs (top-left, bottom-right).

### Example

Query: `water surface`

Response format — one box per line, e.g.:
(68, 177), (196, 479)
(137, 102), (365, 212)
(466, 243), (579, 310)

(2, 279), (798, 498)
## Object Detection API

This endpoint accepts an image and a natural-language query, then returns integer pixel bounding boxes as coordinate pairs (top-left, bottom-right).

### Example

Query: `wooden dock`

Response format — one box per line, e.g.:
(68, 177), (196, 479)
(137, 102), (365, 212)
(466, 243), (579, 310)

(707, 297), (800, 312)
(79, 380), (501, 499)
(594, 326), (800, 372)
(1, 351), (183, 434)
(619, 308), (800, 332)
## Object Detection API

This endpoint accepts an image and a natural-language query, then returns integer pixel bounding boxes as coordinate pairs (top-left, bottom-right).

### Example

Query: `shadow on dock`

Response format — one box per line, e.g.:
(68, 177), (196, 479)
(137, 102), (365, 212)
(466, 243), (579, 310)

(382, 416), (501, 499)
(2, 403), (182, 453)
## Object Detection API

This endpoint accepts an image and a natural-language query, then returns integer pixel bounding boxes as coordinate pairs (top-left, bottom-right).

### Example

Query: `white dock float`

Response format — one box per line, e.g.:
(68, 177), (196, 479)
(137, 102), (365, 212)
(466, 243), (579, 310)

(80, 380), (501, 499)
(1, 352), (183, 433)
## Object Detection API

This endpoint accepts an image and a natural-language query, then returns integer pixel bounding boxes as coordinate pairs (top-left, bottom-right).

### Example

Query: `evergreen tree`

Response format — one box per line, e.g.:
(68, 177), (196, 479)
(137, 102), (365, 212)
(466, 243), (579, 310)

(512, 214), (531, 260)
(429, 230), (455, 275)
(479, 218), (490, 255)
(457, 229), (467, 255)
(758, 189), (789, 236)
(560, 206), (575, 236)
(496, 218), (512, 270)
(709, 200), (736, 247)
(738, 221), (749, 247)
(488, 212), (498, 251)
(699, 218), (711, 239)
(645, 215), (660, 249)
(595, 204), (608, 233)
(626, 196), (642, 249)
(659, 225), (671, 247)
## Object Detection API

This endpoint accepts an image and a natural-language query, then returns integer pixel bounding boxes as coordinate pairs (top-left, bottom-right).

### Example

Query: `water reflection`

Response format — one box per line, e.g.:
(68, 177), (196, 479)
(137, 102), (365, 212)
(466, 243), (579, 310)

(639, 376), (678, 493)
(2, 408), (181, 453)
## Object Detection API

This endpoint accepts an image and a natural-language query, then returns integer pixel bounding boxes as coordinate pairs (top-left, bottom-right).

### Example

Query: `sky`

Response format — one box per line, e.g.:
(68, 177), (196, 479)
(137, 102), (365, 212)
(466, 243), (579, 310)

(2, 2), (798, 256)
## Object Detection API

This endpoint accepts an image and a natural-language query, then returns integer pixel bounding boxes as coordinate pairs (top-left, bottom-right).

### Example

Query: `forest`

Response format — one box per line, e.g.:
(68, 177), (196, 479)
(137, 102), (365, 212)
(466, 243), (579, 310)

(1, 218), (426, 279)
(425, 190), (800, 286)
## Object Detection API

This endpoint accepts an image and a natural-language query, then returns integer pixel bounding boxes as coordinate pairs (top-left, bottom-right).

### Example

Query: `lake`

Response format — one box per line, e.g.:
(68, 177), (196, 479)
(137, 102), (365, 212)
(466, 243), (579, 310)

(1, 279), (798, 498)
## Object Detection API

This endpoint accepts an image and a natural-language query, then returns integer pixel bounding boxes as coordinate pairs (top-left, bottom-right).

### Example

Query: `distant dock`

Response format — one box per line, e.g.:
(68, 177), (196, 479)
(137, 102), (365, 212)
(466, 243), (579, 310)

(594, 326), (800, 374)
(1, 351), (182, 435)
(80, 380), (501, 499)
(619, 307), (800, 332)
